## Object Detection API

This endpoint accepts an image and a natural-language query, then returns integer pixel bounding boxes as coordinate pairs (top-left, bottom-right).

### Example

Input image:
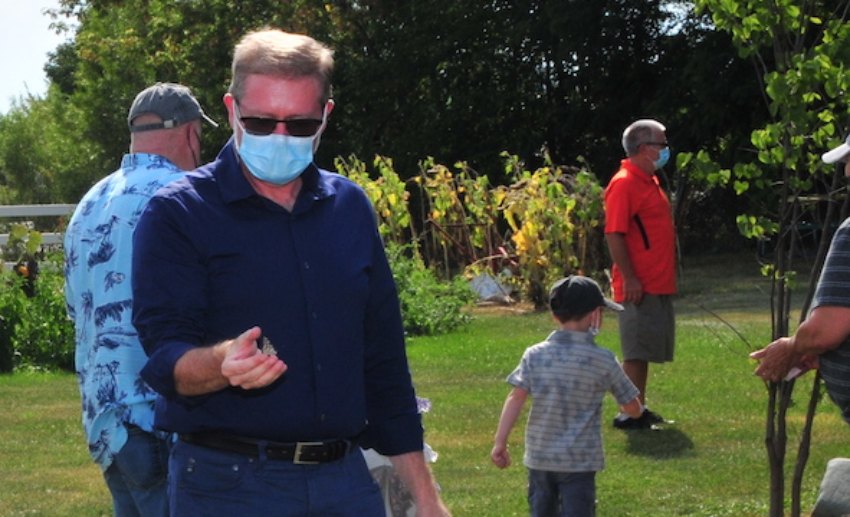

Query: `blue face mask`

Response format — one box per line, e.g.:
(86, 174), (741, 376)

(654, 147), (671, 170)
(234, 104), (322, 185)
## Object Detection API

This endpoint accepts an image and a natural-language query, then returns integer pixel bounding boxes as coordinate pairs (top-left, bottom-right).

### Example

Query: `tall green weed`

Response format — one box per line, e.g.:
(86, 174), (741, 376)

(0, 251), (74, 372)
(387, 243), (476, 336)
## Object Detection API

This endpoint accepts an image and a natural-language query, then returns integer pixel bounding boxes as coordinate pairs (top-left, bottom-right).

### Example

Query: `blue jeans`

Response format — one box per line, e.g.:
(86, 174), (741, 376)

(169, 439), (384, 516)
(528, 469), (596, 517)
(102, 425), (170, 517)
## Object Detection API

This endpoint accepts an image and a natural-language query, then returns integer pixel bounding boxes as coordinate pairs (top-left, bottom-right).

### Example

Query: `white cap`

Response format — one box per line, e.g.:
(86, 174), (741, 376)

(822, 134), (850, 164)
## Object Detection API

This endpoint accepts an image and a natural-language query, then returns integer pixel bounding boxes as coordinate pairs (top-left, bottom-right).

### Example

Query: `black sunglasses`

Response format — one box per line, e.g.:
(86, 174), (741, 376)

(239, 116), (323, 137)
(642, 141), (669, 147)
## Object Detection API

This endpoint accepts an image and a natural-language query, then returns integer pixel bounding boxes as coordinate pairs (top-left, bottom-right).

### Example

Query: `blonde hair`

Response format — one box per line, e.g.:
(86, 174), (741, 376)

(229, 28), (334, 106)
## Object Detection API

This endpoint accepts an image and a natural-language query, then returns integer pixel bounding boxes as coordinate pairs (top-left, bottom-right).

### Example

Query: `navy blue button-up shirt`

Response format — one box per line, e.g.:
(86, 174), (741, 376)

(132, 140), (422, 455)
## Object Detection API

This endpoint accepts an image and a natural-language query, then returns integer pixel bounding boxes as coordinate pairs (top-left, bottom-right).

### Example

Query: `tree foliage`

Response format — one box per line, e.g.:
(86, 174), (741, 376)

(0, 2), (759, 218)
(692, 1), (850, 515)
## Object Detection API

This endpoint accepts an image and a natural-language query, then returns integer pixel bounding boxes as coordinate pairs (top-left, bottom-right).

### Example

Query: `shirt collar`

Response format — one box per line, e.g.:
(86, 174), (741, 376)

(121, 153), (180, 171)
(547, 328), (596, 345)
(622, 158), (660, 185)
(210, 138), (336, 207)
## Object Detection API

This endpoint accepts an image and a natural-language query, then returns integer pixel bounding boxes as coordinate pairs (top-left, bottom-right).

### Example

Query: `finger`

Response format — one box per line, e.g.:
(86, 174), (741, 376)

(749, 349), (766, 359)
(228, 327), (263, 360)
(247, 359), (287, 388)
(755, 365), (780, 383)
(224, 353), (275, 386)
(235, 357), (287, 389)
(235, 326), (262, 348)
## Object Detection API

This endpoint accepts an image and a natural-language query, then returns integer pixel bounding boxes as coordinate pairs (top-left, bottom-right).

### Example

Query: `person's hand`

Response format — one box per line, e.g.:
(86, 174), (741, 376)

(799, 354), (820, 372)
(415, 498), (452, 517)
(622, 275), (643, 304)
(221, 326), (287, 389)
(750, 337), (799, 382)
(491, 444), (511, 469)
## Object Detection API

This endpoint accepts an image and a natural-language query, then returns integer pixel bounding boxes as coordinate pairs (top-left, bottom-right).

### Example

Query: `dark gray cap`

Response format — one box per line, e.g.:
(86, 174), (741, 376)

(549, 275), (623, 319)
(127, 82), (218, 132)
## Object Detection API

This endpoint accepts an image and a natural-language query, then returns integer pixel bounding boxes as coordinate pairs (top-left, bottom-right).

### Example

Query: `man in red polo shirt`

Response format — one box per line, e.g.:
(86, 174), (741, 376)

(604, 119), (677, 430)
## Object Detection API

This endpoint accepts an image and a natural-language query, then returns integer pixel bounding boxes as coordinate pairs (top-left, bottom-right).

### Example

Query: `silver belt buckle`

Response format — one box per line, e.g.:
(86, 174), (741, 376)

(293, 441), (323, 464)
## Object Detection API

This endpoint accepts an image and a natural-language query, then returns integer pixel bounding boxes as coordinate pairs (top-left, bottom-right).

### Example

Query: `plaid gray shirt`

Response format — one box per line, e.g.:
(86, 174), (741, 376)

(507, 329), (638, 472)
(813, 217), (850, 425)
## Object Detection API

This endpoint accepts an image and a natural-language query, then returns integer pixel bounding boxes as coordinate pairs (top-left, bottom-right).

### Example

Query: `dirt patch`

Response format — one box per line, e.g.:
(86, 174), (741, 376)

(471, 301), (538, 315)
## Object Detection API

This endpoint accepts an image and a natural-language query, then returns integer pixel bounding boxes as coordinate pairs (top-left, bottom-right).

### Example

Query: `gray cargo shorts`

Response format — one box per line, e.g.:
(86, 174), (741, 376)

(618, 294), (675, 362)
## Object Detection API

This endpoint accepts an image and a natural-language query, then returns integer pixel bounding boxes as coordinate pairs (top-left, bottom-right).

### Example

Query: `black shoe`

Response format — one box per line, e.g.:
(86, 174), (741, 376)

(612, 414), (653, 430)
(643, 408), (673, 425)
(642, 408), (665, 424)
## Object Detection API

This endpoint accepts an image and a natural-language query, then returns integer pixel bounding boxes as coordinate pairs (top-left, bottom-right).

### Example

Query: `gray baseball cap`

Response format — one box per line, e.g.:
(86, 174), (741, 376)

(822, 133), (850, 164)
(127, 82), (218, 132)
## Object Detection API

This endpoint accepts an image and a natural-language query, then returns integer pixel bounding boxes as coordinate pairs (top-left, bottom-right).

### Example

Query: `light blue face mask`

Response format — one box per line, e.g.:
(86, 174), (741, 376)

(234, 104), (321, 185)
(654, 146), (671, 170)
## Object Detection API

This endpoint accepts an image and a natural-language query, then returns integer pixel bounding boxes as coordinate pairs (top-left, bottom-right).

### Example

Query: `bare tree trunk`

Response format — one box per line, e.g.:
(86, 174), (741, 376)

(787, 168), (842, 514)
(766, 382), (785, 517)
(792, 372), (822, 517)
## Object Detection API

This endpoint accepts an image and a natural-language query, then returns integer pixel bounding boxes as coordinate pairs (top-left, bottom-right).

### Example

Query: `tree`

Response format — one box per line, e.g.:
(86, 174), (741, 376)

(691, 1), (850, 515)
(0, 0), (772, 262)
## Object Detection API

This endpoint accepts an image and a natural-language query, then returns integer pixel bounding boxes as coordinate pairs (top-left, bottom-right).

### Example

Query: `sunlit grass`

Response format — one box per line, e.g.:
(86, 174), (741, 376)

(0, 253), (847, 516)
(409, 252), (849, 516)
(0, 372), (111, 516)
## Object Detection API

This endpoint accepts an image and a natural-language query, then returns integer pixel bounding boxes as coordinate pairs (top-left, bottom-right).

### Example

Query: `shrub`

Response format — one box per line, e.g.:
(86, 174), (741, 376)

(0, 240), (471, 371)
(0, 249), (74, 372)
(10, 253), (75, 371)
(386, 243), (476, 336)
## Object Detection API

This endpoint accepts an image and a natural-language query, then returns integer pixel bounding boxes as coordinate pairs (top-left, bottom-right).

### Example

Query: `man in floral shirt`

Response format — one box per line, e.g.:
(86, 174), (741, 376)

(64, 82), (216, 516)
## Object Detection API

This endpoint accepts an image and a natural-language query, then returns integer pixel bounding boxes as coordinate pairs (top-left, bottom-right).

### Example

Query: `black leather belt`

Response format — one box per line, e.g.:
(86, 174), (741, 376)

(179, 432), (353, 464)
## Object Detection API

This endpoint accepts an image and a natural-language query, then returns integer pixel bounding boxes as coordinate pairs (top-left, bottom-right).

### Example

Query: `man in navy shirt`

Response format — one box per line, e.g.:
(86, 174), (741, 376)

(132, 29), (449, 516)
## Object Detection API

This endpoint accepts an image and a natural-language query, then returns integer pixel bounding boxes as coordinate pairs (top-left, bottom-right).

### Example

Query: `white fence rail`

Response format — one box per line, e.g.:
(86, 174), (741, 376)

(0, 204), (76, 247)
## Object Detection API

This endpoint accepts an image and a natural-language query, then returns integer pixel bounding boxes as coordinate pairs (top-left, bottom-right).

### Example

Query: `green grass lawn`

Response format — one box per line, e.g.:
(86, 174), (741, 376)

(1, 252), (848, 516)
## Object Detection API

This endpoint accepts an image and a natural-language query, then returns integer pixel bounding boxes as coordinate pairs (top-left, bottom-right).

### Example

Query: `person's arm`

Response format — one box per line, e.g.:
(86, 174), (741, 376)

(605, 232), (643, 303)
(491, 387), (528, 469)
(173, 326), (287, 396)
(750, 306), (850, 382)
(620, 396), (643, 419)
(388, 451), (451, 517)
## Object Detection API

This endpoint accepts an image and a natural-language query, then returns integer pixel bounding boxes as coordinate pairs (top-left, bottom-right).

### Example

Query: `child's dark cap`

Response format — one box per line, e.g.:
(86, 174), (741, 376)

(549, 275), (623, 319)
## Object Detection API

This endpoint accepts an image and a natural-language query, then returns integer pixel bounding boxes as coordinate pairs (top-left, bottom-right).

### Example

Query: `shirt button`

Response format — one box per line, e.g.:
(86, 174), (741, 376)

(312, 312), (318, 319)
(320, 414), (326, 421)
(316, 363), (322, 371)
(304, 261), (310, 269)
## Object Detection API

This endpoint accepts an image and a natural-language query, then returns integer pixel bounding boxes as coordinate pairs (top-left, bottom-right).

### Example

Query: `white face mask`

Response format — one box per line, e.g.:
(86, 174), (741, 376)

(233, 103), (324, 185)
(588, 310), (601, 336)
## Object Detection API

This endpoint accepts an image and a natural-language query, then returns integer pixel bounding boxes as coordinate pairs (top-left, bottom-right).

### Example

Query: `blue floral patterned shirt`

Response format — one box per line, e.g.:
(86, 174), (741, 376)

(64, 153), (185, 470)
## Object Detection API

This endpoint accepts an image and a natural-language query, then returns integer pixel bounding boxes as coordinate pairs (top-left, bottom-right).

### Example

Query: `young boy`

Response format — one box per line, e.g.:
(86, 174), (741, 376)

(491, 275), (642, 517)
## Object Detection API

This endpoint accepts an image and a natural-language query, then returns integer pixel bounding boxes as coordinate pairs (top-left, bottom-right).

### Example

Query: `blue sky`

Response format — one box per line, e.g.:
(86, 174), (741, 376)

(0, 0), (68, 114)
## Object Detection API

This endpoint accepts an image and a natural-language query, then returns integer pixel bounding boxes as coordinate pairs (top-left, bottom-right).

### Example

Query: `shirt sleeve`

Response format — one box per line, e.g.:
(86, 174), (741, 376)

(506, 351), (531, 391)
(358, 199), (423, 456)
(813, 219), (850, 310)
(132, 193), (208, 400)
(604, 175), (632, 235)
(608, 357), (640, 405)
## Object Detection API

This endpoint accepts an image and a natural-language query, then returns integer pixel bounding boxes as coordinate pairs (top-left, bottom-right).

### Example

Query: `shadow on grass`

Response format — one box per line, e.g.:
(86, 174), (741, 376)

(625, 427), (695, 459)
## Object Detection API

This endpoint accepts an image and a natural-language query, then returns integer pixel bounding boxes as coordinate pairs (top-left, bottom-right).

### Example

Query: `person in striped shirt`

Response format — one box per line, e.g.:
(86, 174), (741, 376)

(751, 134), (850, 425)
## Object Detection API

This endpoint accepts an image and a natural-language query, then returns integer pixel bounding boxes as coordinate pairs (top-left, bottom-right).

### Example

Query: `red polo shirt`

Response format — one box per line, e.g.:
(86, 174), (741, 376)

(604, 158), (677, 302)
